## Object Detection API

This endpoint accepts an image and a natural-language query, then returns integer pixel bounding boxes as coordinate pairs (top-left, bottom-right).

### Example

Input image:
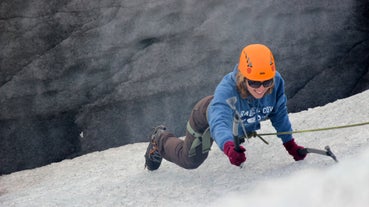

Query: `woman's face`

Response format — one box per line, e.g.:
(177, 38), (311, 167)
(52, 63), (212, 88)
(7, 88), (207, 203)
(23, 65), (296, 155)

(245, 79), (274, 99)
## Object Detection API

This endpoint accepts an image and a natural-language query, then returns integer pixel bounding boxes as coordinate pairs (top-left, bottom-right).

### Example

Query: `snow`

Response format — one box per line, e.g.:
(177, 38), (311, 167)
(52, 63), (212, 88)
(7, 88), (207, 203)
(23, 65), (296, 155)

(1, 90), (369, 207)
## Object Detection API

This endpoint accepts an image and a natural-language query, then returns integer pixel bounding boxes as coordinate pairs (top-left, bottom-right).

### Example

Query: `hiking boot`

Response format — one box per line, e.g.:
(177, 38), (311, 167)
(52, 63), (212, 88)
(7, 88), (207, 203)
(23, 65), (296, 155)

(144, 125), (167, 171)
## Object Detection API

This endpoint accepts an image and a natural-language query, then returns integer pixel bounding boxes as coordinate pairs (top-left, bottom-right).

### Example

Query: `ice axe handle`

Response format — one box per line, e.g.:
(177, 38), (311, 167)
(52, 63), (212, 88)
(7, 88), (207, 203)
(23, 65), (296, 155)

(233, 139), (243, 152)
(297, 146), (338, 162)
(232, 112), (242, 152)
(297, 148), (309, 156)
(233, 128), (242, 152)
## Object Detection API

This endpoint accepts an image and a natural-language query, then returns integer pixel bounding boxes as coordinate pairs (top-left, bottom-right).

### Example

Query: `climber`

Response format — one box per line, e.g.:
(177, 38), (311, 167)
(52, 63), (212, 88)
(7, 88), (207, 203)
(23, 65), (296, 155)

(144, 44), (306, 171)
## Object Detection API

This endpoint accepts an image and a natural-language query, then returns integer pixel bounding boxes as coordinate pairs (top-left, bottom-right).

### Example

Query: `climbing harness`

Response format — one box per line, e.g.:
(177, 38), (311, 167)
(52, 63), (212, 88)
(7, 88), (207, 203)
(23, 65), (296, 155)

(187, 121), (212, 157)
(187, 96), (213, 157)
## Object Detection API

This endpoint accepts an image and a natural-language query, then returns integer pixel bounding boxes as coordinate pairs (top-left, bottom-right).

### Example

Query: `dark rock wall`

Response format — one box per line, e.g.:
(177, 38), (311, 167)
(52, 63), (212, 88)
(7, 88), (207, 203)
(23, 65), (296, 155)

(1, 0), (368, 174)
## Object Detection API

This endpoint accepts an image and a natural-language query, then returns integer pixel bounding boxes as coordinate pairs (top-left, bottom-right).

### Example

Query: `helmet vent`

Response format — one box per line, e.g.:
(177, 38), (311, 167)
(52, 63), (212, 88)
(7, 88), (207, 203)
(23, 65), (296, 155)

(246, 56), (252, 67)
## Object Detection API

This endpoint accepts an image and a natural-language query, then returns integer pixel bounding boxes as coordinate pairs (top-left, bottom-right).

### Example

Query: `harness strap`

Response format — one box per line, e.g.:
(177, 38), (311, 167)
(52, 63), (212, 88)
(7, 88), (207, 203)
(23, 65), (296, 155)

(187, 121), (211, 157)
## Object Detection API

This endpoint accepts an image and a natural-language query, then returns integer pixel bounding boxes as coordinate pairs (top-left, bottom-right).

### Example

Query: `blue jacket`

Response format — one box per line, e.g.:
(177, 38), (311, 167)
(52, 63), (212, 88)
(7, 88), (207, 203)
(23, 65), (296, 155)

(207, 65), (293, 151)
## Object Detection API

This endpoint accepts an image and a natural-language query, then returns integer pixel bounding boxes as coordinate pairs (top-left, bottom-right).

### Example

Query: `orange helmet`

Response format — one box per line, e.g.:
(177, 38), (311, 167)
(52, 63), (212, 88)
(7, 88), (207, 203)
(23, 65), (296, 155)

(238, 44), (276, 81)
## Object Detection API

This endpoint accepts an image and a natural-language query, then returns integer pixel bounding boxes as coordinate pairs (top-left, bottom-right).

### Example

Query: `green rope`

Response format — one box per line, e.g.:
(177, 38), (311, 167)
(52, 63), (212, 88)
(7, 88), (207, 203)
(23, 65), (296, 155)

(258, 121), (369, 136)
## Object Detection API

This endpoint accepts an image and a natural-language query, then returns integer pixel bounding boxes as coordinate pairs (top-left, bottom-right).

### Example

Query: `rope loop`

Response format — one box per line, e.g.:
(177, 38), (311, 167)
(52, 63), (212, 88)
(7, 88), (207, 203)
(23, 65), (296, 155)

(258, 121), (369, 137)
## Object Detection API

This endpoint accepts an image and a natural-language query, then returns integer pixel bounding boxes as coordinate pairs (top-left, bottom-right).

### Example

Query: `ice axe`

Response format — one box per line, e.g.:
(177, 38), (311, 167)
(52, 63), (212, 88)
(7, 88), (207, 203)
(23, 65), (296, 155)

(226, 97), (269, 146)
(226, 97), (248, 168)
(226, 97), (243, 153)
(298, 146), (338, 162)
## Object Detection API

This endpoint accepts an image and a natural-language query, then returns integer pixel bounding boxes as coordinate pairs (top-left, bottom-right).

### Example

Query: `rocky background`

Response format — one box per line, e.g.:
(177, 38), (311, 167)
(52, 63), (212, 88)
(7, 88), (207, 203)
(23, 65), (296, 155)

(1, 0), (368, 175)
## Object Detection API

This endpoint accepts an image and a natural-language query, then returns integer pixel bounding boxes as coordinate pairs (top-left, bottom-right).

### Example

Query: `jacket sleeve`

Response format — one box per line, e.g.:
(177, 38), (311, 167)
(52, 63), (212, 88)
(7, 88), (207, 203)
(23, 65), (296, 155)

(207, 80), (236, 151)
(269, 76), (293, 143)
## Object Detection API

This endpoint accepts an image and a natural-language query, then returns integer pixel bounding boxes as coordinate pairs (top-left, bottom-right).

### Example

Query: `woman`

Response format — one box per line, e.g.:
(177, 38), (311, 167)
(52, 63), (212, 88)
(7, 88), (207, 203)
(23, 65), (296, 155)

(144, 44), (306, 171)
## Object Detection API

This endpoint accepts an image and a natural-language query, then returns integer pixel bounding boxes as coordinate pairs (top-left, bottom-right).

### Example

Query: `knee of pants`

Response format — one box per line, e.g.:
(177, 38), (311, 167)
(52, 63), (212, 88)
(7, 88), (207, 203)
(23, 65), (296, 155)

(182, 155), (207, 169)
(182, 162), (202, 170)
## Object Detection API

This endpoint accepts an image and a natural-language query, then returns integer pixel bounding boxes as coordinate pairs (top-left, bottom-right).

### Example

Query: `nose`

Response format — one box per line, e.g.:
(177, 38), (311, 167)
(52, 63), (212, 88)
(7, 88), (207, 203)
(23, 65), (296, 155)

(258, 85), (266, 90)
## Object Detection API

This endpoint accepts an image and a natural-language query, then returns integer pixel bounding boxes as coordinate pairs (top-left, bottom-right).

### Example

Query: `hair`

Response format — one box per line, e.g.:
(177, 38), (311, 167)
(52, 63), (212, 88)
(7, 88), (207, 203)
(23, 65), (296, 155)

(236, 71), (274, 99)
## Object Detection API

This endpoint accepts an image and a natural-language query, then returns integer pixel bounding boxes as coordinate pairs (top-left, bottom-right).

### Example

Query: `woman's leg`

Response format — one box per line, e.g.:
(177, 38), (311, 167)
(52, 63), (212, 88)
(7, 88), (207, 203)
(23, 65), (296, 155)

(158, 96), (214, 169)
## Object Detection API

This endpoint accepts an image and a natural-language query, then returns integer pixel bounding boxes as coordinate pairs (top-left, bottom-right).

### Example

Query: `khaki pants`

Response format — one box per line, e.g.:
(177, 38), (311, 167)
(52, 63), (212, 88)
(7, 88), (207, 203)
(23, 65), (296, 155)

(157, 95), (214, 169)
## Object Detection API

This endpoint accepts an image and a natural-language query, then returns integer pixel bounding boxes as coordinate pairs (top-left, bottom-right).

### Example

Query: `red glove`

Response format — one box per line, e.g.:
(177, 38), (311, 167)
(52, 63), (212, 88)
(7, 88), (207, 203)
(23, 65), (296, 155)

(223, 141), (246, 166)
(283, 139), (306, 161)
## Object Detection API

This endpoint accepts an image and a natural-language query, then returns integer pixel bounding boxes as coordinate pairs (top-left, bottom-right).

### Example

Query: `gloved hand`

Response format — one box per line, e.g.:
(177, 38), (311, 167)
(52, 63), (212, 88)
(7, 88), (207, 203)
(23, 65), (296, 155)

(223, 141), (246, 166)
(283, 138), (306, 161)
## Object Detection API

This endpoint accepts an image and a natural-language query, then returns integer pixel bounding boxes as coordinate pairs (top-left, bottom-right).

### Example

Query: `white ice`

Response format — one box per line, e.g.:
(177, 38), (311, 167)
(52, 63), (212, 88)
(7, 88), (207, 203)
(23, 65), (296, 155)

(1, 90), (369, 207)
